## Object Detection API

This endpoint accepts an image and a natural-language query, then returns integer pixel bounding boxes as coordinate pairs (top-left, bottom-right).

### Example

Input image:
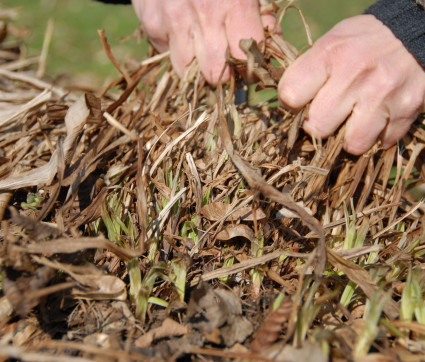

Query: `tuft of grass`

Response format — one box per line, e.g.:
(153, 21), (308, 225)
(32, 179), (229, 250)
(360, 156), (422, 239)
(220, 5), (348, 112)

(135, 262), (167, 322)
(355, 289), (391, 358)
(170, 257), (189, 302)
(401, 267), (425, 325)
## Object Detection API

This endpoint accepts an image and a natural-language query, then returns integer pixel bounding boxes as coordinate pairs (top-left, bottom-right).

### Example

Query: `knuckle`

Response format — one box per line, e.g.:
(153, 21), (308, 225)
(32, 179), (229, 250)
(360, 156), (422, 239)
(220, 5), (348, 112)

(410, 92), (425, 111)
(316, 34), (345, 57)
(376, 72), (398, 93)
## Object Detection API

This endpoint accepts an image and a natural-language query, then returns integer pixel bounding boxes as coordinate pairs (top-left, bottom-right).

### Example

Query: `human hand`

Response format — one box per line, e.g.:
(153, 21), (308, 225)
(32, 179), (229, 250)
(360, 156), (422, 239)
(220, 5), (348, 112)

(278, 15), (425, 155)
(131, 0), (275, 84)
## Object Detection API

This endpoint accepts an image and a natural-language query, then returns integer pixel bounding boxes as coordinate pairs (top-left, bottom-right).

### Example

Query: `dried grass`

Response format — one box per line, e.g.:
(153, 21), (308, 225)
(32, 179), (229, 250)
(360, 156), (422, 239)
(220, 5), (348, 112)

(1, 3), (425, 361)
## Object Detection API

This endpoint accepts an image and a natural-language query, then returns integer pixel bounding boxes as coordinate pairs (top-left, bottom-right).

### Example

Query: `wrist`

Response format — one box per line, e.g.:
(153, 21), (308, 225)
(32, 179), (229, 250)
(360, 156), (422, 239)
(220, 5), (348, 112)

(365, 0), (425, 67)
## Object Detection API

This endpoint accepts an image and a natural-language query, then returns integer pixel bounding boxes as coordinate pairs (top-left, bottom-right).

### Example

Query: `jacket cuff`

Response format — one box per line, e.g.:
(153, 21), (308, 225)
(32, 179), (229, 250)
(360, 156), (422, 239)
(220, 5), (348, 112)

(365, 0), (425, 67)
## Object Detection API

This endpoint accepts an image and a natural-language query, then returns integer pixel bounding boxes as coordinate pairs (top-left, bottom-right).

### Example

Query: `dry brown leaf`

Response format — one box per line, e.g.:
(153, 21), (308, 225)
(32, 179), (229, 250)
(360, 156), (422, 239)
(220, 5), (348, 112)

(135, 318), (189, 348)
(201, 202), (266, 222)
(15, 236), (143, 261)
(201, 202), (232, 221)
(216, 224), (254, 241)
(71, 275), (127, 301)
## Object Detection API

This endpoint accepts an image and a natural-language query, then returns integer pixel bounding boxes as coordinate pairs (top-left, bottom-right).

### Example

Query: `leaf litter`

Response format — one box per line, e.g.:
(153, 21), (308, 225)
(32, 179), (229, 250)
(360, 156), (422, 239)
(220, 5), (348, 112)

(1, 2), (425, 361)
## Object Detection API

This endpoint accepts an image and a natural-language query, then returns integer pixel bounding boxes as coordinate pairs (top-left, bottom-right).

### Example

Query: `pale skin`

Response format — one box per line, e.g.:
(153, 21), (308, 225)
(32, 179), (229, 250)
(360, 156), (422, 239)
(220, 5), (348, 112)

(279, 15), (425, 155)
(131, 0), (425, 155)
(131, 0), (276, 83)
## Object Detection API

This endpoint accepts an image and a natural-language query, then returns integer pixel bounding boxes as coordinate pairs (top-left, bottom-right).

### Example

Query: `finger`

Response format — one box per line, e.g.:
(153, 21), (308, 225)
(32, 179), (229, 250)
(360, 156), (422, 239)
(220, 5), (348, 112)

(168, 25), (195, 78)
(343, 104), (389, 155)
(261, 13), (278, 32)
(380, 117), (415, 149)
(377, 81), (425, 148)
(303, 78), (355, 139)
(193, 24), (230, 84)
(149, 37), (169, 54)
(225, 0), (265, 60)
(258, 0), (278, 31)
(131, 0), (169, 52)
(278, 47), (329, 111)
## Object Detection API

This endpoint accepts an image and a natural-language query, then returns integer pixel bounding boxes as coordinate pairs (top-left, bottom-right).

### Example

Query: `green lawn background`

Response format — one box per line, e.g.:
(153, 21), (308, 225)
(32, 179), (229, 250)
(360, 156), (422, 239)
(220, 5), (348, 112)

(1, 0), (374, 87)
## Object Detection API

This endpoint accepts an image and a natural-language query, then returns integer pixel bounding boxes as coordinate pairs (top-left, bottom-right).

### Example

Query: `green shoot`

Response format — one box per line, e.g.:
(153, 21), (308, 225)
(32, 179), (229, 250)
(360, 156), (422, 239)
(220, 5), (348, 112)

(355, 289), (391, 358)
(202, 187), (211, 206)
(250, 231), (265, 297)
(339, 217), (369, 306)
(401, 267), (425, 324)
(135, 262), (167, 322)
(128, 258), (142, 304)
(180, 215), (199, 245)
(21, 192), (44, 210)
(148, 296), (169, 308)
(219, 254), (235, 283)
(272, 291), (286, 312)
(295, 279), (321, 344)
(170, 257), (189, 301)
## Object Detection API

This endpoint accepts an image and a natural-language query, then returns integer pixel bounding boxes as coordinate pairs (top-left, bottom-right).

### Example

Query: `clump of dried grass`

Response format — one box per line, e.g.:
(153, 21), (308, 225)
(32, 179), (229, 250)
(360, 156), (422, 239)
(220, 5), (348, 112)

(1, 3), (425, 361)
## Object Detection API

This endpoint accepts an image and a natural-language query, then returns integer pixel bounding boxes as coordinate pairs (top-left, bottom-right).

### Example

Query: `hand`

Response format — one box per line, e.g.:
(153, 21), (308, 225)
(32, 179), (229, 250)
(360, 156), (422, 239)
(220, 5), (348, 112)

(131, 0), (275, 84)
(278, 15), (425, 155)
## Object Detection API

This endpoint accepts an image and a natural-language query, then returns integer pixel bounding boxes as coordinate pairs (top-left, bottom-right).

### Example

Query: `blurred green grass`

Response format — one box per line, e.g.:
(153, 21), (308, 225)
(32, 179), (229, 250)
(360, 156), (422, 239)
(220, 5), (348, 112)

(283, 0), (375, 46)
(2, 0), (148, 87)
(1, 0), (374, 86)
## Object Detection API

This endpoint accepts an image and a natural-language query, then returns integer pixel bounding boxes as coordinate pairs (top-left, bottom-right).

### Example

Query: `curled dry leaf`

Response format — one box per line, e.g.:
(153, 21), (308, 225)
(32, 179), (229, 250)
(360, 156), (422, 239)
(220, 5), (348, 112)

(216, 224), (254, 241)
(33, 256), (127, 301)
(201, 202), (266, 222)
(135, 318), (189, 348)
(72, 275), (127, 301)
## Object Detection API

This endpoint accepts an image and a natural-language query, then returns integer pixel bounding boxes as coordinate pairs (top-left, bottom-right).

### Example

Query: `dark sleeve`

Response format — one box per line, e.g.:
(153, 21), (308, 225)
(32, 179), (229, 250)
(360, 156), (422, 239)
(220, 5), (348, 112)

(364, 0), (425, 67)
(94, 0), (131, 4)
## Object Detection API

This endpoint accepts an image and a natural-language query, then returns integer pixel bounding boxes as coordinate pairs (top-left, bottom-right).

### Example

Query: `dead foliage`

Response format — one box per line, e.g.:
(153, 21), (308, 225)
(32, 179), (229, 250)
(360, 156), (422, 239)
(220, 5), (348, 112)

(1, 3), (425, 361)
